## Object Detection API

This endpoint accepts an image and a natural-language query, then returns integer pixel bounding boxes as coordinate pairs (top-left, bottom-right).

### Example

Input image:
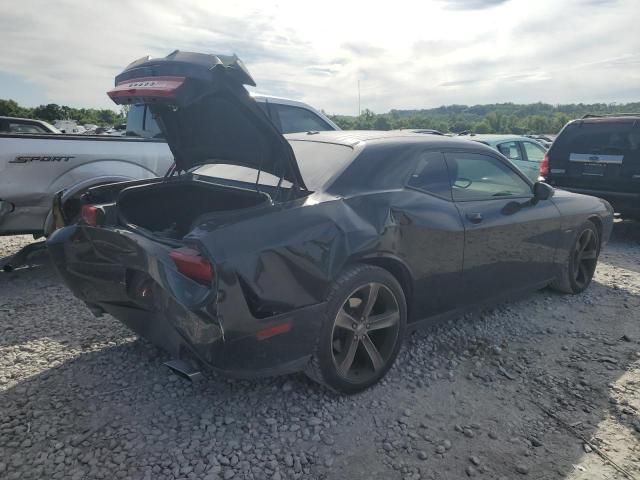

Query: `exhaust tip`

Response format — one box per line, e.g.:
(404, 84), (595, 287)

(164, 359), (203, 383)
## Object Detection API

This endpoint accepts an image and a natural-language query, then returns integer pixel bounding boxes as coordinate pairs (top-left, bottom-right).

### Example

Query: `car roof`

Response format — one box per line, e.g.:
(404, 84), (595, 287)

(285, 130), (486, 149)
(0, 116), (47, 123)
(571, 115), (640, 125)
(464, 134), (535, 145)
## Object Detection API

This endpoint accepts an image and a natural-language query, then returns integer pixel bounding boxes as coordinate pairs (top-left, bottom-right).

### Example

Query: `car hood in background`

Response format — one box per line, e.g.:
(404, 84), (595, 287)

(107, 51), (306, 189)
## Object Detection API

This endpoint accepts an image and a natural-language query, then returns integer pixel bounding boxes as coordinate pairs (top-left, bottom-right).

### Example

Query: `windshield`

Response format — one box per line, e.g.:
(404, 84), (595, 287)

(194, 140), (355, 191)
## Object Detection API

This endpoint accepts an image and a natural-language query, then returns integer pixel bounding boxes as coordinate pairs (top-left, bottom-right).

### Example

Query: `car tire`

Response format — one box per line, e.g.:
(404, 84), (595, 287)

(550, 221), (600, 294)
(305, 264), (407, 394)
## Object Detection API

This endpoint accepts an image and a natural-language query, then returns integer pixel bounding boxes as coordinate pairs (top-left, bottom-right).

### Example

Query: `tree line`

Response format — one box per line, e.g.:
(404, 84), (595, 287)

(0, 99), (126, 127)
(2, 97), (639, 134)
(329, 101), (640, 134)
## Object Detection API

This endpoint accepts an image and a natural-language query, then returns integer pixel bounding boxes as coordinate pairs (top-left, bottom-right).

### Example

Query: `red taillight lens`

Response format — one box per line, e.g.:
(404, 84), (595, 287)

(107, 76), (186, 105)
(540, 152), (550, 178)
(81, 205), (99, 226)
(169, 248), (214, 285)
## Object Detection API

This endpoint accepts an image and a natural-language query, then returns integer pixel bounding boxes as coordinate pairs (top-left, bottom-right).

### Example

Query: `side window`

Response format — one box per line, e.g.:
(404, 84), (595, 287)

(496, 141), (521, 160)
(143, 107), (163, 139)
(273, 104), (332, 134)
(9, 122), (46, 134)
(445, 152), (532, 201)
(125, 104), (145, 136)
(407, 151), (452, 199)
(522, 141), (545, 162)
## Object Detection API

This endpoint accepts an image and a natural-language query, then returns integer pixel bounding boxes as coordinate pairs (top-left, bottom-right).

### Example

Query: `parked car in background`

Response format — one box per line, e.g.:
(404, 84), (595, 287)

(469, 134), (547, 181)
(525, 134), (556, 149)
(54, 120), (87, 134)
(542, 114), (640, 219)
(49, 51), (613, 394)
(0, 97), (336, 240)
(0, 132), (173, 238)
(124, 93), (339, 139)
(400, 128), (446, 136)
(0, 116), (60, 134)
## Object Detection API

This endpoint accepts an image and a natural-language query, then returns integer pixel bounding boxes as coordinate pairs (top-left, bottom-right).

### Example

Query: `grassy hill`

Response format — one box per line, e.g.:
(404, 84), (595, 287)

(330, 102), (640, 134)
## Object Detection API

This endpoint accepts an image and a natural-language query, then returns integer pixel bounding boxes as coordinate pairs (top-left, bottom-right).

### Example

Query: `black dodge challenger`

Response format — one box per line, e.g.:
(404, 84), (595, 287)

(48, 52), (614, 393)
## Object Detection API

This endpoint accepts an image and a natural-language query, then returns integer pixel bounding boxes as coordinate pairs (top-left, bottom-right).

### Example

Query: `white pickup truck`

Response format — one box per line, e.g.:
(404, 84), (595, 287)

(0, 95), (339, 238)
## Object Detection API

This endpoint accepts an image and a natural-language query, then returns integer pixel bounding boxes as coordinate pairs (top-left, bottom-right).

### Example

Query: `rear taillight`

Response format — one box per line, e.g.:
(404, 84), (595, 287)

(540, 152), (550, 178)
(107, 76), (186, 105)
(81, 205), (100, 226)
(169, 247), (214, 285)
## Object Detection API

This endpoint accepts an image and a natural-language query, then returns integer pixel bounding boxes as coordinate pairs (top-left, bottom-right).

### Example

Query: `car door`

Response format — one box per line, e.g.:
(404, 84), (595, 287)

(401, 150), (465, 319)
(444, 150), (561, 305)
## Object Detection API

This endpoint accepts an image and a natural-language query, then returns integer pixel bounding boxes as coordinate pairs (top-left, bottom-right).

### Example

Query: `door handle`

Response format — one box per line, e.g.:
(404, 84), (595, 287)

(466, 212), (483, 224)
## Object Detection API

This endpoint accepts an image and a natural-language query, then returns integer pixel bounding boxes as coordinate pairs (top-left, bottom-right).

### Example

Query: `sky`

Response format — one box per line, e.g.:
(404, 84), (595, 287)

(0, 0), (638, 115)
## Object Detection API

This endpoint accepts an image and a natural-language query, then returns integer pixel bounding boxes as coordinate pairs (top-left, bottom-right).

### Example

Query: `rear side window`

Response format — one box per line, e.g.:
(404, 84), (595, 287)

(126, 105), (164, 138)
(126, 105), (145, 136)
(273, 104), (332, 134)
(144, 107), (163, 138)
(497, 141), (521, 160)
(8, 122), (47, 134)
(407, 151), (452, 199)
(553, 122), (640, 163)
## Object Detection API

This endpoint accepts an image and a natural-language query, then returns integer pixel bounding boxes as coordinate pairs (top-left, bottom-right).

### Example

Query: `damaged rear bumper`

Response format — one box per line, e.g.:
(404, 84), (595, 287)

(47, 225), (324, 378)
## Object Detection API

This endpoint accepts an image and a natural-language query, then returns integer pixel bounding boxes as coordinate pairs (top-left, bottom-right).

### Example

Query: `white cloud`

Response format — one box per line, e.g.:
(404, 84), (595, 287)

(0, 0), (638, 114)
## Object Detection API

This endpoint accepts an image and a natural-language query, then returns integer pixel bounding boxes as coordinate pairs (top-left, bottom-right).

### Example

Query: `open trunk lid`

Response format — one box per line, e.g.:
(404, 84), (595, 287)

(107, 51), (307, 190)
(547, 118), (640, 192)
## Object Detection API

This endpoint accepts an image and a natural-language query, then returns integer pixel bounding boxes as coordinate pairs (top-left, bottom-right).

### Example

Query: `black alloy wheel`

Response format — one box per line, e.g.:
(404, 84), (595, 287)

(305, 264), (407, 394)
(551, 221), (601, 294)
(331, 282), (401, 383)
(572, 227), (599, 291)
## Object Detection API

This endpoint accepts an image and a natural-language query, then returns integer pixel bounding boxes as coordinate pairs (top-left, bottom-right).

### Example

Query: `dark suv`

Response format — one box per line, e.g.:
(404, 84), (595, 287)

(542, 114), (640, 219)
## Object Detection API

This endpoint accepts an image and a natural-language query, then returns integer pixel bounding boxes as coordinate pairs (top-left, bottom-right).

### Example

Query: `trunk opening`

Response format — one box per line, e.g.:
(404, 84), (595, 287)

(117, 179), (270, 239)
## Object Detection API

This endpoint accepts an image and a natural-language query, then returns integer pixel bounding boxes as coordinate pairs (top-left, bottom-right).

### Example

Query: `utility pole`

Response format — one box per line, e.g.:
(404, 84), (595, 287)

(358, 80), (361, 116)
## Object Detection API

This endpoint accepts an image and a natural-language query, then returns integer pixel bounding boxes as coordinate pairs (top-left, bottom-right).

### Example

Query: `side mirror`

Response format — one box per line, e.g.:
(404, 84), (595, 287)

(533, 181), (554, 201)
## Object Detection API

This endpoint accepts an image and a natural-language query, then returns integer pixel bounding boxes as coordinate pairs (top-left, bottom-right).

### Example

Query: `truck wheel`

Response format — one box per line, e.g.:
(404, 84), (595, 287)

(305, 264), (407, 394)
(550, 221), (600, 294)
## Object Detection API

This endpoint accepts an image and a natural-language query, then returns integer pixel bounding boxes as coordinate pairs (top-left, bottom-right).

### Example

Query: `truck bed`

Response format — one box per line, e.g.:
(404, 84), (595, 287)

(0, 133), (173, 236)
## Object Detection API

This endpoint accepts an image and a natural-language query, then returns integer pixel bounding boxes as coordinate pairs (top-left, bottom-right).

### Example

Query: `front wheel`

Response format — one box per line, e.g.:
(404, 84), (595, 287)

(305, 264), (407, 394)
(551, 221), (600, 294)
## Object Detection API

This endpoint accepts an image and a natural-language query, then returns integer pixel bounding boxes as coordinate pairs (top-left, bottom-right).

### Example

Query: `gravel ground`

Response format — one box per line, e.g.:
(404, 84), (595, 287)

(1, 221), (640, 480)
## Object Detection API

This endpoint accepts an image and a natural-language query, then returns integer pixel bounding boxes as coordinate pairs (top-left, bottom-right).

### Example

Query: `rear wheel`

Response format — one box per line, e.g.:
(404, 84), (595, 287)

(551, 221), (600, 294)
(305, 265), (407, 394)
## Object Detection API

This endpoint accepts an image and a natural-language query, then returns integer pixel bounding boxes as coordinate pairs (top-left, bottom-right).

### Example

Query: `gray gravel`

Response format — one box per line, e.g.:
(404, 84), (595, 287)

(1, 221), (640, 480)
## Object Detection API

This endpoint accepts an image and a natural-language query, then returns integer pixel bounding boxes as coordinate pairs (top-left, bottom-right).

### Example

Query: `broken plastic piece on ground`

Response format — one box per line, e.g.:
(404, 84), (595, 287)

(0, 240), (47, 272)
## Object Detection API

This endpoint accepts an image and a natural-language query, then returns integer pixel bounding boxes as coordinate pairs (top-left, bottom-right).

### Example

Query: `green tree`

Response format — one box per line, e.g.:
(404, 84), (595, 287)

(474, 121), (490, 134)
(32, 104), (64, 122)
(0, 99), (33, 117)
